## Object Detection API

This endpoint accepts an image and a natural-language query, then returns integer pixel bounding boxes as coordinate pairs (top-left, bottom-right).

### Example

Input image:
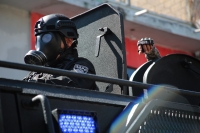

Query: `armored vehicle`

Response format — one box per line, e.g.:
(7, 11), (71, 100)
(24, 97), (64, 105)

(0, 4), (200, 133)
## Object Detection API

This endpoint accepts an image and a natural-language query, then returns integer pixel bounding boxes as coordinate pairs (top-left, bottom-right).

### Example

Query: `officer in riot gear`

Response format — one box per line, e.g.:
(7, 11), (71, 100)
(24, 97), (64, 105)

(137, 37), (161, 60)
(23, 14), (98, 90)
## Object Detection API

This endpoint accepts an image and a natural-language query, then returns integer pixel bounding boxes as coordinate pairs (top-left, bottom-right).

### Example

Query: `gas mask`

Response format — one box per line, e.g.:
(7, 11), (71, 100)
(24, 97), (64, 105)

(24, 14), (79, 66)
(24, 32), (64, 66)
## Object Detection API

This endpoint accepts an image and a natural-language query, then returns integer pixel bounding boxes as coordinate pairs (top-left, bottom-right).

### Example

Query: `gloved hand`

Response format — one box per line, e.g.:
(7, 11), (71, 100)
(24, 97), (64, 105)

(137, 38), (154, 54)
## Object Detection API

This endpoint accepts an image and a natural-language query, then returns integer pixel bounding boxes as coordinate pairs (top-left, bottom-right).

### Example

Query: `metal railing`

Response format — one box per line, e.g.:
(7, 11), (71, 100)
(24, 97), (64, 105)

(0, 60), (200, 97)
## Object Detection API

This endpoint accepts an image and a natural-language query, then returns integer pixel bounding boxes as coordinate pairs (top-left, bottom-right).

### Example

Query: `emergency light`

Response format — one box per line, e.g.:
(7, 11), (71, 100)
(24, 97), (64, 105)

(52, 109), (99, 133)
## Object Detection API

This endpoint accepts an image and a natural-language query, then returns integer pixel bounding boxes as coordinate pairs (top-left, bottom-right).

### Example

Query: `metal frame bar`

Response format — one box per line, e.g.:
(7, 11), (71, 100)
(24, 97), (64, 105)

(0, 78), (136, 106)
(0, 60), (200, 97)
(31, 95), (55, 133)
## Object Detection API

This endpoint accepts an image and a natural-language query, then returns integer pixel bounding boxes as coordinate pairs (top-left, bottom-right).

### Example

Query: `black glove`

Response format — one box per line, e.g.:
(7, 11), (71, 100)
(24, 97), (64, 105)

(137, 37), (154, 46)
(137, 38), (154, 53)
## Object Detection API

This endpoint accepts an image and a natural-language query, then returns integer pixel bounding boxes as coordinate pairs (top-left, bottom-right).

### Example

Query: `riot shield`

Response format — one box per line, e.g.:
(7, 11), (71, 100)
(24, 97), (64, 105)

(71, 3), (127, 94)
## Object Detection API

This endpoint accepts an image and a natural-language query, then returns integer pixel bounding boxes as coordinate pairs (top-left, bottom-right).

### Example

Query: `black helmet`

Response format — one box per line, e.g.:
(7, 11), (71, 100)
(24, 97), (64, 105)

(34, 14), (79, 39)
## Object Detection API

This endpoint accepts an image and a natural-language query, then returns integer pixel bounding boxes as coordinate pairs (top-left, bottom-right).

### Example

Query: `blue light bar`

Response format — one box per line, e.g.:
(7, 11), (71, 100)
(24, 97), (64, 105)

(52, 109), (99, 133)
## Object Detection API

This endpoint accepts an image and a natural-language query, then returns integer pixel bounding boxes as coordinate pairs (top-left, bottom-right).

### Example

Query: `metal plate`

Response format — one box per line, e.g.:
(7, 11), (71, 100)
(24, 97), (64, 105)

(71, 4), (127, 94)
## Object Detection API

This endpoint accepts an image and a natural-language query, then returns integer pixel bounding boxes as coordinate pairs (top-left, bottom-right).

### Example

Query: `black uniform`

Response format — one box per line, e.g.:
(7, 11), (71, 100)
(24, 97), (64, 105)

(24, 50), (97, 90)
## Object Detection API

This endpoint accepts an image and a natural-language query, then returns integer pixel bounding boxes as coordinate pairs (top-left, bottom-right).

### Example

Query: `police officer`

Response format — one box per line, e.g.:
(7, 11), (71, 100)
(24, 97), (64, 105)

(137, 37), (161, 60)
(23, 14), (97, 90)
